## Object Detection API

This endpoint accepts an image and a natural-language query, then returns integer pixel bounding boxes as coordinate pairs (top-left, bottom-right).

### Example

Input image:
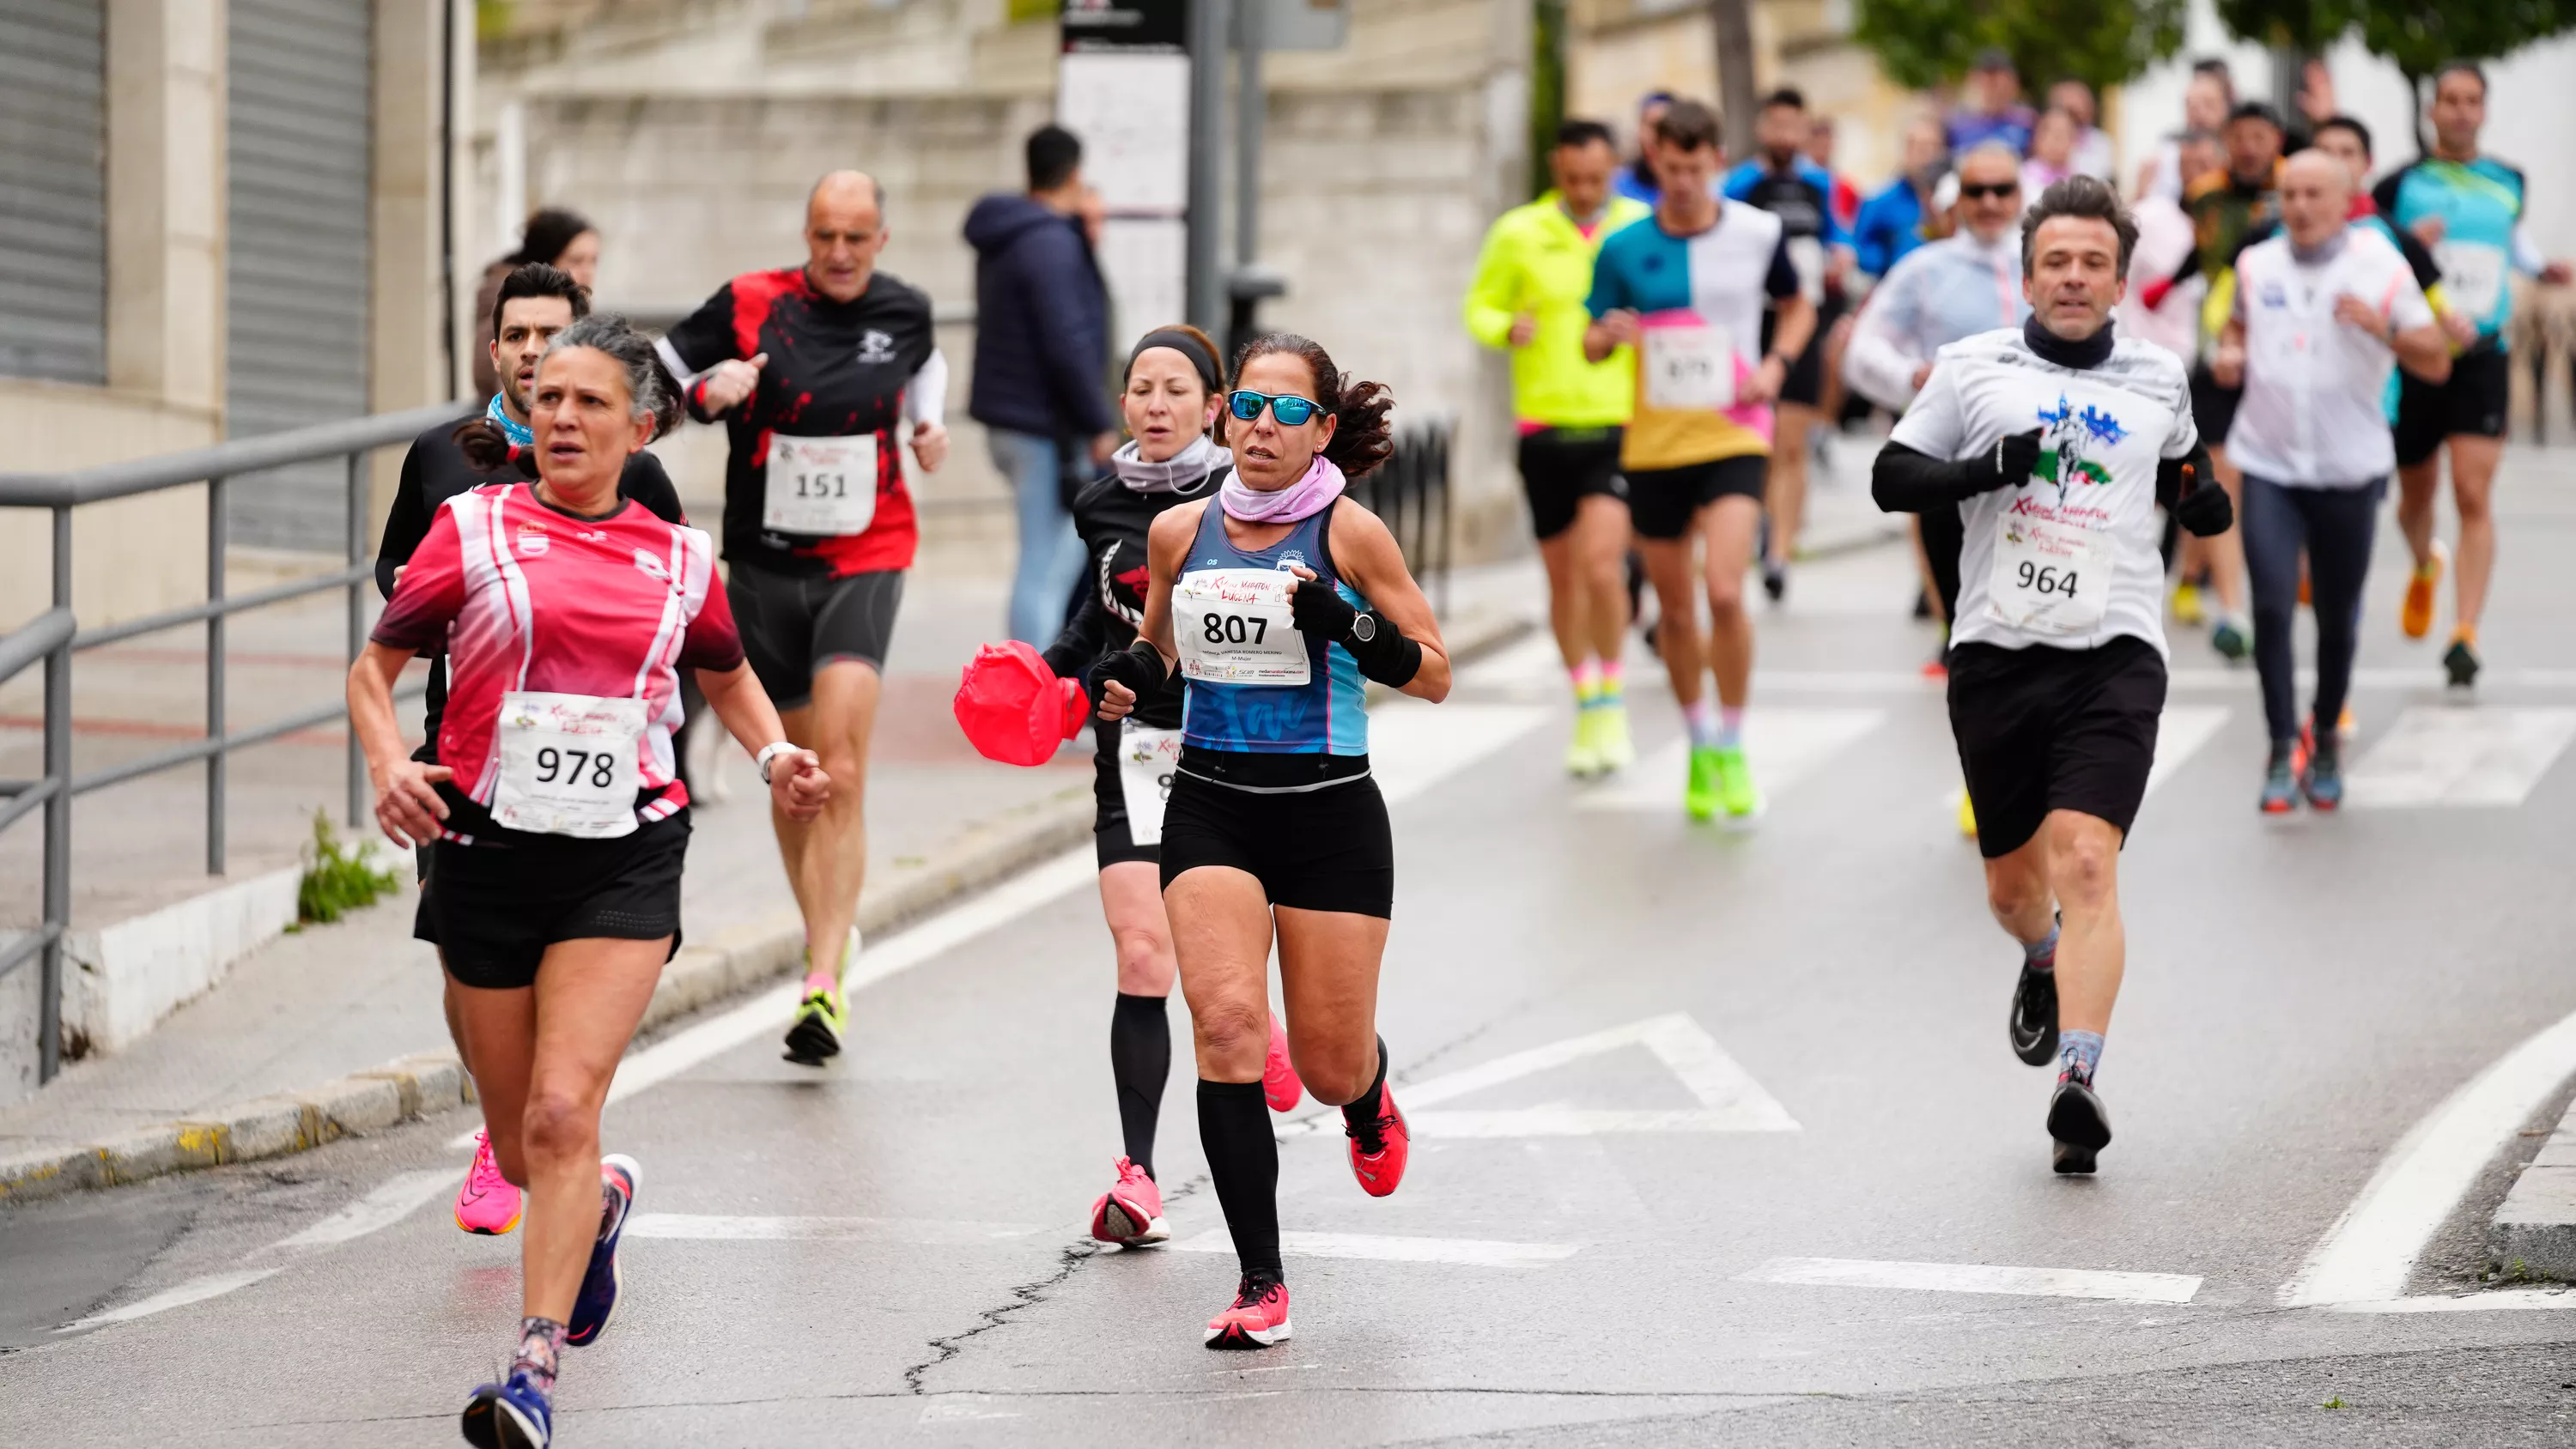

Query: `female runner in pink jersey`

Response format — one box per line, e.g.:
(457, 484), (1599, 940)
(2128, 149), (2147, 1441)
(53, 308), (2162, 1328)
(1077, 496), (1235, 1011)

(349, 315), (829, 1449)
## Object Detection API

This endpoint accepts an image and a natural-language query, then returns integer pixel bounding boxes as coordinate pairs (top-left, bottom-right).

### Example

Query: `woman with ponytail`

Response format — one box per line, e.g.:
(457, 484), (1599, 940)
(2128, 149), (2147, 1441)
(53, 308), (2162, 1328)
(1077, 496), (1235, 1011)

(1091, 332), (1451, 1348)
(956, 324), (1304, 1249)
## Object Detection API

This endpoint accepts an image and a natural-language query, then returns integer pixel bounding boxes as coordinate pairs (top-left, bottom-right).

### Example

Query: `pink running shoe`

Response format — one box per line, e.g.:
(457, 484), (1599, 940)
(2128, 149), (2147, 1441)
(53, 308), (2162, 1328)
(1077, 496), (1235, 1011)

(1089, 1156), (1170, 1246)
(1346, 1085), (1410, 1198)
(1263, 1016), (1303, 1113)
(453, 1130), (523, 1235)
(1204, 1273), (1292, 1349)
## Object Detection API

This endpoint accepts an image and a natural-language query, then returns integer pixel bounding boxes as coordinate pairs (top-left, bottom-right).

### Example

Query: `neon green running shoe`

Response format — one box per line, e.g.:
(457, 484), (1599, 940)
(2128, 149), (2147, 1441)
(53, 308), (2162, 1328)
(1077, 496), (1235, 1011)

(1685, 743), (1722, 822)
(1564, 711), (1603, 777)
(1713, 744), (1759, 818)
(783, 985), (846, 1066)
(1592, 701), (1635, 772)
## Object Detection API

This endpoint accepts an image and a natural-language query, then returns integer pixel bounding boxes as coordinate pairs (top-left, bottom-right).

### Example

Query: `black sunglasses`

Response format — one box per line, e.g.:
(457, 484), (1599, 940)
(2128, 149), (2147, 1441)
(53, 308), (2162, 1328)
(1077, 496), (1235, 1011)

(1959, 181), (2020, 200)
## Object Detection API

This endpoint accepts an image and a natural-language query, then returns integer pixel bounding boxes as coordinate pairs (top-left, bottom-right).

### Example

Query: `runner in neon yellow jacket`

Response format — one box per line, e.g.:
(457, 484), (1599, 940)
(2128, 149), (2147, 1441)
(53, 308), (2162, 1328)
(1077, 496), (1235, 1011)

(1461, 120), (1652, 777)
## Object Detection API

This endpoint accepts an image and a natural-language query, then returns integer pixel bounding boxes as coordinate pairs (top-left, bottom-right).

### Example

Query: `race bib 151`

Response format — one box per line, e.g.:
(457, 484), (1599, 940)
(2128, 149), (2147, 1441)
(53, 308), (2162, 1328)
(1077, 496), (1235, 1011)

(762, 433), (879, 536)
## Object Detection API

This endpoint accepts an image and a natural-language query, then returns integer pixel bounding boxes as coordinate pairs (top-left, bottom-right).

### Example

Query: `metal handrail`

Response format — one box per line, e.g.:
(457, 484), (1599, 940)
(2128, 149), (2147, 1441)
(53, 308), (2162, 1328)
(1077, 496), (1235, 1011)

(0, 397), (475, 1084)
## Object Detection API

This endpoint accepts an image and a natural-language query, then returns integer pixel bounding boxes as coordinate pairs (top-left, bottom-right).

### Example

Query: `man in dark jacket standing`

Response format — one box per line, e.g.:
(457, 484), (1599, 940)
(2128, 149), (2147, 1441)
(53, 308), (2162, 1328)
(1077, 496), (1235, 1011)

(966, 124), (1120, 644)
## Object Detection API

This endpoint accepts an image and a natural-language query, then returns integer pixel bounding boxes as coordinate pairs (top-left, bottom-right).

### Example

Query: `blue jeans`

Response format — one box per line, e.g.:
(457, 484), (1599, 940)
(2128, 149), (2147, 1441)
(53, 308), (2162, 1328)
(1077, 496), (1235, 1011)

(2241, 472), (2383, 743)
(987, 427), (1091, 646)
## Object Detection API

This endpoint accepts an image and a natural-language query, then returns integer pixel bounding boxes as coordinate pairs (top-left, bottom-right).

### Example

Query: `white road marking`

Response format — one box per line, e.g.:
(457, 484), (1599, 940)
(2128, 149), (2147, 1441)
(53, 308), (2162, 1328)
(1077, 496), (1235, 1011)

(919, 1398), (1024, 1422)
(623, 1213), (1047, 1245)
(55, 1268), (283, 1333)
(1575, 709), (1885, 813)
(2343, 707), (2576, 808)
(267, 1169), (455, 1251)
(2324, 1288), (2576, 1313)
(1172, 1229), (1581, 1266)
(1738, 1257), (2202, 1304)
(2281, 1003), (2576, 1307)
(2143, 705), (2229, 800)
(1280, 1012), (1797, 1140)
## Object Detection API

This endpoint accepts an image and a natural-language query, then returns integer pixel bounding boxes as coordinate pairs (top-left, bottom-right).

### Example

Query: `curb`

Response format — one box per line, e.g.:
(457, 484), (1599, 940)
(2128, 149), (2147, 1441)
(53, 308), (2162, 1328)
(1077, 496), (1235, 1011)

(2490, 1106), (2576, 1282)
(0, 609), (1534, 1208)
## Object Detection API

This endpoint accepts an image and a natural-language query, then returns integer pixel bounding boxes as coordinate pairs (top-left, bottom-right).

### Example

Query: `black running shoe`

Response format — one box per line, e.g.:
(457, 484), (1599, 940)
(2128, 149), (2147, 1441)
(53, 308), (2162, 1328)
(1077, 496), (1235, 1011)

(2047, 1078), (2111, 1174)
(2443, 637), (2481, 689)
(1763, 562), (1789, 603)
(2009, 960), (2058, 1067)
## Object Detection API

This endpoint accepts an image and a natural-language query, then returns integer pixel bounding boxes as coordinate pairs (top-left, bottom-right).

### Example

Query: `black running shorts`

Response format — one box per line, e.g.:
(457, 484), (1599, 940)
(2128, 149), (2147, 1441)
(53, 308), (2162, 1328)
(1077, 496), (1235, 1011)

(1516, 427), (1626, 542)
(421, 814), (689, 990)
(1625, 455), (1769, 541)
(2393, 347), (2510, 466)
(1774, 294), (1845, 409)
(1158, 768), (1394, 919)
(726, 564), (904, 711)
(1092, 736), (1160, 870)
(1947, 637), (2167, 859)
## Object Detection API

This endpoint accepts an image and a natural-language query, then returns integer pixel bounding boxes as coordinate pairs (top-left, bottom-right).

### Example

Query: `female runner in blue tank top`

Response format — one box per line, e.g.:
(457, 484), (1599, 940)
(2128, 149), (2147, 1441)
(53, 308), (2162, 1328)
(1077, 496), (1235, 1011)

(1091, 333), (1452, 1349)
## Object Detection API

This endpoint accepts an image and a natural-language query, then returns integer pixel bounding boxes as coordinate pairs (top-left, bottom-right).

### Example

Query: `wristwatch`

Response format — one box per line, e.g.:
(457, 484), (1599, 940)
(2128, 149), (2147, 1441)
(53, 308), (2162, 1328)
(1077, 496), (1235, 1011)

(755, 741), (798, 785)
(1351, 613), (1377, 644)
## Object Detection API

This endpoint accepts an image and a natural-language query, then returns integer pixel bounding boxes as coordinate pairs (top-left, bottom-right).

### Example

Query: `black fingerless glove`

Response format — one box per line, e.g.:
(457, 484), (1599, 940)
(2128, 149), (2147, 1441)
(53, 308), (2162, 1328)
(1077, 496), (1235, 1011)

(1965, 428), (2045, 494)
(1291, 578), (1421, 688)
(1086, 638), (1169, 710)
(2173, 476), (2233, 537)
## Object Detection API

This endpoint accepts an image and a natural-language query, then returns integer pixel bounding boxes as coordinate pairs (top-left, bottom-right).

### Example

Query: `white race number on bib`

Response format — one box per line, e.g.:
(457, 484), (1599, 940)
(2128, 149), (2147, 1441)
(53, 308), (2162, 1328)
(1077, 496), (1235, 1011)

(492, 691), (647, 839)
(1643, 324), (1735, 411)
(1173, 568), (1309, 686)
(762, 433), (879, 536)
(2434, 242), (2506, 322)
(1118, 723), (1183, 846)
(1987, 506), (2111, 637)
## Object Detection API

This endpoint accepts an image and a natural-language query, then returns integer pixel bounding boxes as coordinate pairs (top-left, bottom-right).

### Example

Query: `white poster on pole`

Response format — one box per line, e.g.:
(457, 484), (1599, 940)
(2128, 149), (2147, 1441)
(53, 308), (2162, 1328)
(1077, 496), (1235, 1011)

(1057, 52), (1191, 215)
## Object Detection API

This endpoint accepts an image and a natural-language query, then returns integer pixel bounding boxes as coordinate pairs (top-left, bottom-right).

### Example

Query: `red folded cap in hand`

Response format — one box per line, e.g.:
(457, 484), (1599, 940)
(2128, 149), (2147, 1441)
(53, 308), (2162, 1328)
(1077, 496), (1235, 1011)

(954, 640), (1072, 767)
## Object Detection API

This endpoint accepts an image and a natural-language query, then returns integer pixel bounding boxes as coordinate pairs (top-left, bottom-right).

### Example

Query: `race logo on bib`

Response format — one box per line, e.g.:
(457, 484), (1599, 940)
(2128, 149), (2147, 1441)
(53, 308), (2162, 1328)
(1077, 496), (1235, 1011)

(2032, 392), (2125, 501)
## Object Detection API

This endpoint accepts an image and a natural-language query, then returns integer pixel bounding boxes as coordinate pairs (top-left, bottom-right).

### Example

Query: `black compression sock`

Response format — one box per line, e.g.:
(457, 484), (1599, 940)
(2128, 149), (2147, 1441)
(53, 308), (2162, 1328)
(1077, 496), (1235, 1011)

(1110, 992), (1170, 1179)
(1339, 1036), (1391, 1145)
(1197, 1079), (1281, 1280)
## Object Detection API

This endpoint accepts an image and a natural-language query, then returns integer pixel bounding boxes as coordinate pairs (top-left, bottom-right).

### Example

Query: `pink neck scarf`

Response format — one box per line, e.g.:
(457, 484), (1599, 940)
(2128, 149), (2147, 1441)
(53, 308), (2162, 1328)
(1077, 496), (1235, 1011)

(1220, 454), (1346, 524)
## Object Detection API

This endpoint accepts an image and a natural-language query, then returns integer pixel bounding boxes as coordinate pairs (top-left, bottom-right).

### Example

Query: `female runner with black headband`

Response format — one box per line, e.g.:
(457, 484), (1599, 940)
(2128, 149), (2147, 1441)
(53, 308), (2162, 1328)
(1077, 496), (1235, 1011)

(1091, 332), (1451, 1348)
(961, 326), (1305, 1248)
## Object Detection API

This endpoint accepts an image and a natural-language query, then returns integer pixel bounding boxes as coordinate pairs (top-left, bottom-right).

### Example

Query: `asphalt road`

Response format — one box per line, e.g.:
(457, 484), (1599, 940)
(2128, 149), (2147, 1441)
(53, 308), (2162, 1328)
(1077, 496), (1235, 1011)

(8, 460), (2576, 1446)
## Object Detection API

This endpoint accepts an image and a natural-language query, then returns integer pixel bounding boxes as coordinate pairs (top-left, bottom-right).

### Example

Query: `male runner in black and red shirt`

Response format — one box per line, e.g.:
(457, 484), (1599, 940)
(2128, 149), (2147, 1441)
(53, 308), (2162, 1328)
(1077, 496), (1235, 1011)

(654, 169), (950, 1066)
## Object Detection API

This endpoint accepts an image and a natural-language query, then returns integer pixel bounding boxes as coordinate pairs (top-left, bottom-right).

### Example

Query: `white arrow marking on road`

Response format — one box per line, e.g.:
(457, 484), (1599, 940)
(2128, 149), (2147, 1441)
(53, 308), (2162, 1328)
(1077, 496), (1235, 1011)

(1738, 1257), (2202, 1304)
(2142, 705), (2228, 800)
(1279, 1012), (1797, 1140)
(1171, 1229), (1580, 1267)
(623, 1213), (1048, 1245)
(1575, 709), (1886, 815)
(2342, 707), (2576, 808)
(2282, 1003), (2576, 1307)
(55, 1268), (283, 1333)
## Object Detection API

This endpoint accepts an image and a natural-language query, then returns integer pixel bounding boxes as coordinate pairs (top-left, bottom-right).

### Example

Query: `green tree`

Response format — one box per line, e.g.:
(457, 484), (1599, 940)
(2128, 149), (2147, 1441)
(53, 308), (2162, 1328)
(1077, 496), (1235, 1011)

(2352, 0), (2576, 76)
(1853, 0), (2187, 96)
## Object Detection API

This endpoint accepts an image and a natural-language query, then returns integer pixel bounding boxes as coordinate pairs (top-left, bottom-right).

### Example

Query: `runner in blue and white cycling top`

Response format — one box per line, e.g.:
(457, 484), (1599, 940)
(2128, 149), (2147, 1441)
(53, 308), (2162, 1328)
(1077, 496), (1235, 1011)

(2370, 62), (2574, 688)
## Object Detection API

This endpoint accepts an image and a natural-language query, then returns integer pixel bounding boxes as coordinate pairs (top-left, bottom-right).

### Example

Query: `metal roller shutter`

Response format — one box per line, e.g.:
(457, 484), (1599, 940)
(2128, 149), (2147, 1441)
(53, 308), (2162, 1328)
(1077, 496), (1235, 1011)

(0, 0), (107, 385)
(227, 0), (374, 551)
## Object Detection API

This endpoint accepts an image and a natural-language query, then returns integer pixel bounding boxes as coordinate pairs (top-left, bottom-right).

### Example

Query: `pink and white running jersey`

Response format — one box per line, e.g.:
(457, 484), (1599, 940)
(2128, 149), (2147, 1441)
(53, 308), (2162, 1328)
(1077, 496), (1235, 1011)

(374, 482), (744, 835)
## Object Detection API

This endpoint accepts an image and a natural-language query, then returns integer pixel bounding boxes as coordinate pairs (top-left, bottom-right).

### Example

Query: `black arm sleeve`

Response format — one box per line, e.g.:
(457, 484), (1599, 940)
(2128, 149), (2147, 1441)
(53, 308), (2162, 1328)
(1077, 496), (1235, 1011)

(2165, 245), (2203, 289)
(1040, 577), (1109, 680)
(1872, 441), (1986, 515)
(2155, 440), (2217, 512)
(377, 443), (433, 600)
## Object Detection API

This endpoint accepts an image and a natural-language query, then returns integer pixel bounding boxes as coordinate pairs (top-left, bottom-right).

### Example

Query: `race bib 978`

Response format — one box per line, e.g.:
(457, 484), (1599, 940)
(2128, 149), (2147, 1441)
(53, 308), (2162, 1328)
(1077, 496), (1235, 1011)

(491, 691), (647, 839)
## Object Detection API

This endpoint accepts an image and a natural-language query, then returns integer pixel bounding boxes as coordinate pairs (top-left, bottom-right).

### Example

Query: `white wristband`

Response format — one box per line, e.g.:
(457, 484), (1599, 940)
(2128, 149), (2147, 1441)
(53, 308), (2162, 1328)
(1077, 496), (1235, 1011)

(755, 741), (798, 785)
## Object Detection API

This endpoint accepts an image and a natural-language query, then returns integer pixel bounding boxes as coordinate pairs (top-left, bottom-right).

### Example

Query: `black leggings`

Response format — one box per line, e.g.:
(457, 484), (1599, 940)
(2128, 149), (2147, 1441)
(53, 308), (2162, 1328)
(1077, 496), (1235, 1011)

(2242, 473), (2383, 743)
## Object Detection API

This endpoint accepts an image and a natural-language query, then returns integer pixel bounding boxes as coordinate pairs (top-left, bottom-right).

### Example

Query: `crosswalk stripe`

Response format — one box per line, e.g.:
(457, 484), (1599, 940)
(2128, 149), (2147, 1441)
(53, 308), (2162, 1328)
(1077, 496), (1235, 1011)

(1171, 1229), (1580, 1266)
(2144, 705), (2229, 800)
(1575, 707), (1886, 813)
(1738, 1257), (2201, 1304)
(2343, 707), (2576, 808)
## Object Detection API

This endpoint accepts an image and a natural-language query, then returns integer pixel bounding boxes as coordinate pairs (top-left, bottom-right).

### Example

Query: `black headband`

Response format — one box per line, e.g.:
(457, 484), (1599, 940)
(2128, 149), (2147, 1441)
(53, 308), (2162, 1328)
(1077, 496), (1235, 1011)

(1127, 330), (1221, 394)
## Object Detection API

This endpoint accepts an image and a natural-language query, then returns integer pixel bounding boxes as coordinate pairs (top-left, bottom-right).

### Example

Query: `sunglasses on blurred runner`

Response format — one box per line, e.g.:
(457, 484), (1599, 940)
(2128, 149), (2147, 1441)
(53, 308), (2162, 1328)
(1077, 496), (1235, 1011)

(1959, 182), (2020, 199)
(1227, 390), (1324, 426)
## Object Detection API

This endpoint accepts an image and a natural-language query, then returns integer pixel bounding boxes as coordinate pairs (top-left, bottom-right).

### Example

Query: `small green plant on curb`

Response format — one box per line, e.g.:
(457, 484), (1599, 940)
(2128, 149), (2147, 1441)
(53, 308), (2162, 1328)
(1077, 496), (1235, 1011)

(2321, 1397), (2347, 1410)
(298, 810), (400, 925)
